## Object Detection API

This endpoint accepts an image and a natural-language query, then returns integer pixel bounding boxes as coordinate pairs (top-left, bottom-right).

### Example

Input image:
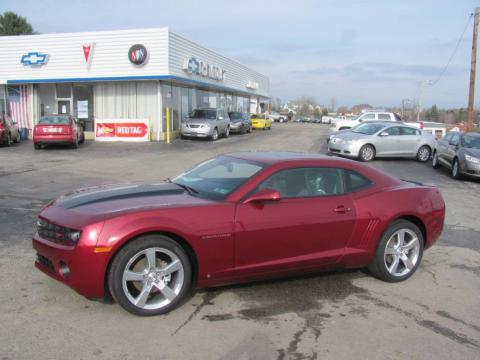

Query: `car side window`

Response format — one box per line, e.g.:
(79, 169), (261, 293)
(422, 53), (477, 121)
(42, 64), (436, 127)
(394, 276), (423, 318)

(257, 167), (344, 198)
(378, 113), (391, 121)
(400, 127), (418, 136)
(450, 133), (460, 145)
(344, 170), (372, 192)
(386, 127), (401, 136)
(361, 113), (376, 121)
(443, 133), (452, 142)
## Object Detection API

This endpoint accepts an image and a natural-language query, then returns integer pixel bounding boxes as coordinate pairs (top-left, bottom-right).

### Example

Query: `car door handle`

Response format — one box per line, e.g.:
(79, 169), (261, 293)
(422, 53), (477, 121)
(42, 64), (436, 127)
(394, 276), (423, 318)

(334, 205), (351, 214)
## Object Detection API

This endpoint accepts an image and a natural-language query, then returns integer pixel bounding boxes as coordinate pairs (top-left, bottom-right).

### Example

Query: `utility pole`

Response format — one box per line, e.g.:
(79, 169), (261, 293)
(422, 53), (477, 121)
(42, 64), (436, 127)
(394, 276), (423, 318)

(467, 8), (480, 131)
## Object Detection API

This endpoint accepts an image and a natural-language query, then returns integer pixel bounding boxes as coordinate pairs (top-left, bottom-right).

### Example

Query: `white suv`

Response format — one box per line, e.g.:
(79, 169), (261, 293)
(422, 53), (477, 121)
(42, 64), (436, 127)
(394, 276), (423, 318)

(331, 112), (404, 132)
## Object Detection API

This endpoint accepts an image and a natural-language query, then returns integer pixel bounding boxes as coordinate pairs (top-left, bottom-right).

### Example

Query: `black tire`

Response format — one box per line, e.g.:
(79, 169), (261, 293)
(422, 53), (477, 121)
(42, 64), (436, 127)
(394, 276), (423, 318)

(108, 235), (192, 316)
(268, 125), (272, 130)
(451, 158), (462, 179)
(224, 126), (230, 138)
(359, 144), (375, 162)
(34, 143), (41, 150)
(79, 133), (85, 144)
(368, 220), (424, 283)
(5, 133), (12, 147)
(432, 151), (441, 169)
(416, 145), (431, 162)
(211, 128), (219, 141)
(247, 126), (252, 133)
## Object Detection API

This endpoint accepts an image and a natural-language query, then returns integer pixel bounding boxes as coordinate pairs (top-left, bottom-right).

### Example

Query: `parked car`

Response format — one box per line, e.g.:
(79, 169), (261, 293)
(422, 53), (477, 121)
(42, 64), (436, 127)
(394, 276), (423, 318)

(321, 116), (334, 124)
(328, 122), (436, 162)
(251, 113), (272, 130)
(0, 115), (21, 146)
(432, 131), (480, 179)
(269, 111), (287, 123)
(228, 111), (251, 134)
(331, 112), (405, 132)
(32, 152), (445, 316)
(181, 108), (230, 141)
(33, 115), (84, 149)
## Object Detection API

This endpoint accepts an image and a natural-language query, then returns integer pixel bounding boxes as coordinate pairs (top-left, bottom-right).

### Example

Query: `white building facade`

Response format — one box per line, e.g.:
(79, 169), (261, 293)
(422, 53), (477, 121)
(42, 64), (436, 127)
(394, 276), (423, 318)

(0, 28), (269, 140)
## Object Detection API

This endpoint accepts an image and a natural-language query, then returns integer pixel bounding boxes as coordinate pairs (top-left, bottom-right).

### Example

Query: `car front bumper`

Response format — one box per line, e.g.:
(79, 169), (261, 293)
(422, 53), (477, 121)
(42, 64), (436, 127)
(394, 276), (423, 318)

(230, 123), (248, 133)
(32, 233), (108, 298)
(181, 126), (213, 138)
(328, 141), (361, 158)
(460, 160), (480, 178)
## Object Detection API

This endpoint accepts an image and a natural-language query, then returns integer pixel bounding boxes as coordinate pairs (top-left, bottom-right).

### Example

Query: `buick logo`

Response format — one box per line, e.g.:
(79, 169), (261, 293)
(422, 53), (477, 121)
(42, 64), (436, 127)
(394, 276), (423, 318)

(128, 44), (148, 65)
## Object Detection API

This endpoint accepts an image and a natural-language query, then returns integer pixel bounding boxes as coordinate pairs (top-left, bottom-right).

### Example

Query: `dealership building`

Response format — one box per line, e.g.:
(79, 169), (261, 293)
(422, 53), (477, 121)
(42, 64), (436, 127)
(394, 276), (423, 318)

(0, 28), (269, 141)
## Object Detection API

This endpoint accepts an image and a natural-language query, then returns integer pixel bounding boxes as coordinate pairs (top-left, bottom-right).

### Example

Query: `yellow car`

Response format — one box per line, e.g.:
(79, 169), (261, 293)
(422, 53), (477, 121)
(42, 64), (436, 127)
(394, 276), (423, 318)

(251, 113), (272, 130)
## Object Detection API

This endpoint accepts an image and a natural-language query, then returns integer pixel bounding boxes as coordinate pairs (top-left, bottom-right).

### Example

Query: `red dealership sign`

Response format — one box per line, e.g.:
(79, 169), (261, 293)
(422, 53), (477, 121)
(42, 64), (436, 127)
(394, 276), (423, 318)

(95, 119), (149, 142)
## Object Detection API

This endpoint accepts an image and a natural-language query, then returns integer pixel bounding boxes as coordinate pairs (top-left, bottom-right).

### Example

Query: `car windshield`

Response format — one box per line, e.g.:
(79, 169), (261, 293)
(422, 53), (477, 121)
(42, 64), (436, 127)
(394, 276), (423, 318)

(251, 114), (263, 119)
(189, 109), (216, 120)
(351, 123), (385, 135)
(461, 135), (480, 149)
(38, 116), (70, 125)
(172, 156), (265, 201)
(229, 112), (243, 121)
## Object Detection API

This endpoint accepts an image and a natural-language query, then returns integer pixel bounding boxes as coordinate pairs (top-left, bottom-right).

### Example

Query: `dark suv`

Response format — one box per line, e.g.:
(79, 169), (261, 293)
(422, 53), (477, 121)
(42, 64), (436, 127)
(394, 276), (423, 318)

(432, 131), (480, 179)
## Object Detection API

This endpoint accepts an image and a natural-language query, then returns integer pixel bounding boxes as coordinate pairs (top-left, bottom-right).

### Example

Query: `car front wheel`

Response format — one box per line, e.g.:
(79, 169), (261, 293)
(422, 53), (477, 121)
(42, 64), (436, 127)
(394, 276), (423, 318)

(211, 129), (219, 141)
(368, 220), (423, 282)
(432, 151), (441, 169)
(359, 144), (375, 161)
(224, 126), (230, 138)
(451, 158), (461, 179)
(108, 235), (192, 316)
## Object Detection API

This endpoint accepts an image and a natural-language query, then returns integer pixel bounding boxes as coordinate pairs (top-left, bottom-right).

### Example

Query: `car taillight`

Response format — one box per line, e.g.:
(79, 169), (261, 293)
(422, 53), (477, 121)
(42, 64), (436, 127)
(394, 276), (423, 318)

(420, 122), (424, 129)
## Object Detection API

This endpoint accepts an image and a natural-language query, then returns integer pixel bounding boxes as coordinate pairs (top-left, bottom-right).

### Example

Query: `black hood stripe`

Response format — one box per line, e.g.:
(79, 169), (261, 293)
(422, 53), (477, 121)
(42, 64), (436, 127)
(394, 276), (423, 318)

(56, 183), (184, 209)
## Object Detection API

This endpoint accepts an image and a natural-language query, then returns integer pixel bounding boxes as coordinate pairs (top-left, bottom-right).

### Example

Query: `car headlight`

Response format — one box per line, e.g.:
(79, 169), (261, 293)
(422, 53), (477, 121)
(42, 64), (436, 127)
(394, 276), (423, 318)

(465, 154), (480, 163)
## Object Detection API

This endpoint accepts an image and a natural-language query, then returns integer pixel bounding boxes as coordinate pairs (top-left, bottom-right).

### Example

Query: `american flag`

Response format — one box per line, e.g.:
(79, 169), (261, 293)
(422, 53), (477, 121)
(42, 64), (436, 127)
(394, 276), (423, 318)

(8, 85), (31, 129)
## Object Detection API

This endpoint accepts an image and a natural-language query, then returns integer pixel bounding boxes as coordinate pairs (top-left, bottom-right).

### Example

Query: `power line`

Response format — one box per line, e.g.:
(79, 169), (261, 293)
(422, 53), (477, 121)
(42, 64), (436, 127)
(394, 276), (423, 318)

(429, 12), (474, 86)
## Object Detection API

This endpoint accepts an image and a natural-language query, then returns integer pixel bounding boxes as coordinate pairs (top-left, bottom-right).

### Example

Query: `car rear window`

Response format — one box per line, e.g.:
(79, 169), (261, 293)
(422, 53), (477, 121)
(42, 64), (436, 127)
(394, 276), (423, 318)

(229, 112), (243, 120)
(344, 170), (372, 192)
(39, 116), (70, 125)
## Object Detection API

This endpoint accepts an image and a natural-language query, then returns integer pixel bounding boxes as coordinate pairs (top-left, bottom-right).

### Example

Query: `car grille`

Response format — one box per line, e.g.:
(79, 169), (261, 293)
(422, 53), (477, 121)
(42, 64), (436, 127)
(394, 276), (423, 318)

(36, 253), (55, 273)
(36, 218), (80, 246)
(188, 124), (200, 128)
(329, 148), (341, 153)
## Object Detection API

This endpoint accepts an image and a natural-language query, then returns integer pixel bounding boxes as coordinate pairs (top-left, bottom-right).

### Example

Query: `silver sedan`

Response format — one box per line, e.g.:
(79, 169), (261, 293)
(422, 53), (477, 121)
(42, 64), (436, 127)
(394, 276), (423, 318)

(328, 122), (436, 162)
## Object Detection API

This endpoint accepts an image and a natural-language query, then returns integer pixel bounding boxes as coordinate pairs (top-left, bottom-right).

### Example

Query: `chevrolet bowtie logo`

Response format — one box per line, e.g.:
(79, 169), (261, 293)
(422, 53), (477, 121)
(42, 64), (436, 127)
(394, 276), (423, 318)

(20, 52), (49, 66)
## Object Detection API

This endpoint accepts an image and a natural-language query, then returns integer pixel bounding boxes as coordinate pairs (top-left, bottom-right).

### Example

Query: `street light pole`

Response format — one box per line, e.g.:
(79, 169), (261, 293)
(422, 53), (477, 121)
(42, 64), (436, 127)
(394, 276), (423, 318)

(467, 7), (480, 131)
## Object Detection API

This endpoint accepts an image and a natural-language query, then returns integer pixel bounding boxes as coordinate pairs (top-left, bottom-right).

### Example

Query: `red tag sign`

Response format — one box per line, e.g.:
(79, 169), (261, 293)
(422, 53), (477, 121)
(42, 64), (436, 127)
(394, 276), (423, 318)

(96, 123), (116, 137)
(116, 123), (149, 137)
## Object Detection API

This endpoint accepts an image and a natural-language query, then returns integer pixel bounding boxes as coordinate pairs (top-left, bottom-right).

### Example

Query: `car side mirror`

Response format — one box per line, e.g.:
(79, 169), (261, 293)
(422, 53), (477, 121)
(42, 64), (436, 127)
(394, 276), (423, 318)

(379, 132), (389, 136)
(242, 188), (281, 204)
(218, 116), (224, 120)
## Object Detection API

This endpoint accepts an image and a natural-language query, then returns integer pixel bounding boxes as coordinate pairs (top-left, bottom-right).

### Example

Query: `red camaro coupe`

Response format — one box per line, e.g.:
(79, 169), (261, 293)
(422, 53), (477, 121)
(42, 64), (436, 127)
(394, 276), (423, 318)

(33, 152), (445, 315)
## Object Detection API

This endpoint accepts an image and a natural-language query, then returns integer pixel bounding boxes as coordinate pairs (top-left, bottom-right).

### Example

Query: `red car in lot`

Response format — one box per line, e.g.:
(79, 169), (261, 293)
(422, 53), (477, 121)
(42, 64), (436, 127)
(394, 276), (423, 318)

(0, 115), (21, 146)
(32, 152), (445, 316)
(33, 115), (84, 149)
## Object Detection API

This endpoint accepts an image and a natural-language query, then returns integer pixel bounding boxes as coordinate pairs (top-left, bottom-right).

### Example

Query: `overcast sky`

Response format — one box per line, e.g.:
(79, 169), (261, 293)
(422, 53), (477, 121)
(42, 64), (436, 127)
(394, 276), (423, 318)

(1, 0), (478, 108)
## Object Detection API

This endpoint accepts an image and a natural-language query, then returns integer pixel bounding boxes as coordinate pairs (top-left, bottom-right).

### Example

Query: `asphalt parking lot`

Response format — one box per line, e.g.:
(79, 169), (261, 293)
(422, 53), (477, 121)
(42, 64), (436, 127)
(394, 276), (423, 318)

(1, 123), (479, 360)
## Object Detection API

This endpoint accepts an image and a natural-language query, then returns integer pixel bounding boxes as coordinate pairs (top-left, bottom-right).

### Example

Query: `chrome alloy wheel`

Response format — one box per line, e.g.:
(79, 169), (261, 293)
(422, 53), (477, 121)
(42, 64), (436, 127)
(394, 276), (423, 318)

(122, 247), (184, 310)
(418, 146), (430, 162)
(361, 146), (374, 161)
(384, 229), (420, 277)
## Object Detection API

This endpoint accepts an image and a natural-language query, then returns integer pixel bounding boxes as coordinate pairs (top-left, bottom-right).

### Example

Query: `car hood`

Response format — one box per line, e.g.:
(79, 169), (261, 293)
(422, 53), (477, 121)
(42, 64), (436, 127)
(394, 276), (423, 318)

(185, 118), (215, 124)
(463, 148), (480, 157)
(40, 182), (216, 228)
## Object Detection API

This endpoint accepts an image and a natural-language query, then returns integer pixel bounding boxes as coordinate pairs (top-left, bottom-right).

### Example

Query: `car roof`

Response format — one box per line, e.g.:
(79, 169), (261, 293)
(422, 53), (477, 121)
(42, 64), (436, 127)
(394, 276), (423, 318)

(225, 151), (356, 165)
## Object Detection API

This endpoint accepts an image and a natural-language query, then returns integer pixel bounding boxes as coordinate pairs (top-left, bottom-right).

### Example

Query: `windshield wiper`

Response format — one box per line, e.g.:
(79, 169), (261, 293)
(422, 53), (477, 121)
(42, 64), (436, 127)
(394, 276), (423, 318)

(172, 182), (199, 196)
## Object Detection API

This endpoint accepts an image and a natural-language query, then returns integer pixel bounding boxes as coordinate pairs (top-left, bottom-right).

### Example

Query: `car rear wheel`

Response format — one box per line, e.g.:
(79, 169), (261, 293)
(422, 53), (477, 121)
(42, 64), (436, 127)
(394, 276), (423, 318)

(368, 220), (423, 282)
(4, 133), (12, 146)
(79, 133), (85, 144)
(34, 143), (41, 150)
(211, 128), (219, 141)
(72, 138), (79, 149)
(108, 235), (192, 316)
(416, 146), (431, 162)
(359, 144), (375, 162)
(451, 158), (461, 179)
(432, 151), (441, 169)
